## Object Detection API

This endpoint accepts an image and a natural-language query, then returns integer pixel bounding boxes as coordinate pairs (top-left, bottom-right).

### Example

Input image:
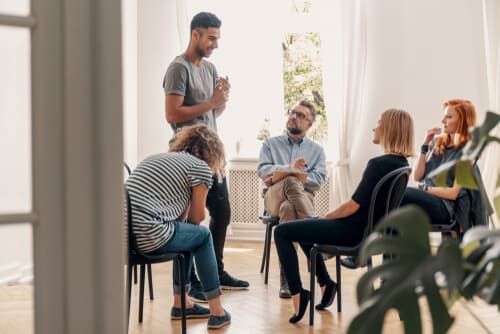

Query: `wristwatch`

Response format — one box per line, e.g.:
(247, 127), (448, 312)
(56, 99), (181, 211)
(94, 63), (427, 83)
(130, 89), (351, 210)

(418, 183), (430, 191)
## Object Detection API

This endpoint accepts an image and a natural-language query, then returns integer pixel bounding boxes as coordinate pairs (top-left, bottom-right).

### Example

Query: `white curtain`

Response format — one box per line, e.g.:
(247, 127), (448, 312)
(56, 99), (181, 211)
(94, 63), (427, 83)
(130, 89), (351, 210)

(481, 0), (500, 225)
(329, 0), (368, 205)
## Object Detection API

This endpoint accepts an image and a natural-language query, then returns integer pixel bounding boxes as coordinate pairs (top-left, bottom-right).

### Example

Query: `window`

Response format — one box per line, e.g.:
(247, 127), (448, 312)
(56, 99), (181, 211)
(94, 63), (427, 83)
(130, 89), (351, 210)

(282, 30), (327, 142)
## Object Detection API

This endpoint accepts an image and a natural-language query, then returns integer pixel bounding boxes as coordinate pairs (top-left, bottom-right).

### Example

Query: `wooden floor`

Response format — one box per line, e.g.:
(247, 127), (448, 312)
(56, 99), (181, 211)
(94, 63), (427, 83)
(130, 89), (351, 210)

(0, 284), (33, 334)
(126, 241), (499, 334)
(1, 240), (499, 333)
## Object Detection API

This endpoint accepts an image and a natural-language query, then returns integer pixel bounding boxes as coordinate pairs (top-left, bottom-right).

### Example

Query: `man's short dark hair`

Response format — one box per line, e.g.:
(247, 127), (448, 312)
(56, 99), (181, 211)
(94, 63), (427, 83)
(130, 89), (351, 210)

(190, 12), (221, 31)
(298, 100), (316, 122)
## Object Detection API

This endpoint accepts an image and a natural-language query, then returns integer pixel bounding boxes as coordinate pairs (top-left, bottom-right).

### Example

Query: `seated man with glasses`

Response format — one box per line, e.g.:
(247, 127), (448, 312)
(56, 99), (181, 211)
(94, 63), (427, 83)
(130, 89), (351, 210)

(257, 100), (327, 298)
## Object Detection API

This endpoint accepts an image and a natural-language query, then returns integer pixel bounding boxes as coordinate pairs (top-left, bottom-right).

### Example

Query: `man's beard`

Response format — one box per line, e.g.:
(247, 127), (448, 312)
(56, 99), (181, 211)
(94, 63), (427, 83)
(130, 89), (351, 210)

(287, 126), (302, 135)
(195, 44), (210, 58)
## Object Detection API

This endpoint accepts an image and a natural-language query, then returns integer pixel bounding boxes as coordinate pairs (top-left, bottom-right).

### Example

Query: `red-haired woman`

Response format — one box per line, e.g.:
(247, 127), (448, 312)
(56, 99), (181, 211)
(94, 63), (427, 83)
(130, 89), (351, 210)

(401, 99), (477, 226)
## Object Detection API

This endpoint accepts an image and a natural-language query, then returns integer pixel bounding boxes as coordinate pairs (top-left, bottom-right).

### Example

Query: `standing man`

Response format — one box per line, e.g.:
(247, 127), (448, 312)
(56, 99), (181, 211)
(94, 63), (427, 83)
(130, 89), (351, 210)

(163, 12), (249, 301)
(257, 100), (327, 298)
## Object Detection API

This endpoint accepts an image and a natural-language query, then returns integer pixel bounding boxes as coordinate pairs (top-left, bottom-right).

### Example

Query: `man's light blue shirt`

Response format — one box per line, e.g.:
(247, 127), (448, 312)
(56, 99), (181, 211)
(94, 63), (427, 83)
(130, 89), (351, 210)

(257, 135), (327, 193)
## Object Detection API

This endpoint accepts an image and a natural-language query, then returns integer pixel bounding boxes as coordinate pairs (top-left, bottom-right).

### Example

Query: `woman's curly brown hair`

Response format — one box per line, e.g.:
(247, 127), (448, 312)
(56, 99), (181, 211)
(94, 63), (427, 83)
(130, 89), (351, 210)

(170, 124), (226, 182)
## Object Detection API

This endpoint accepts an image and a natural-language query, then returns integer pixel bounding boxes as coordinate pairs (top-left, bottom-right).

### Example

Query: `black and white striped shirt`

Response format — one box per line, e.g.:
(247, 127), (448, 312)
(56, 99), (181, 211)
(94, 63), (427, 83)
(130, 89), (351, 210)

(126, 152), (213, 253)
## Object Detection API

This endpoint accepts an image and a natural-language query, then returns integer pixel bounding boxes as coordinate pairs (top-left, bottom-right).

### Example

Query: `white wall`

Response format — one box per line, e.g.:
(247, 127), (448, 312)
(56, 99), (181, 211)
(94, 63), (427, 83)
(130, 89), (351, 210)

(136, 0), (179, 163)
(349, 0), (488, 184)
(129, 0), (491, 190)
(0, 27), (33, 283)
(122, 0), (137, 167)
(0, 225), (32, 284)
(186, 0), (287, 158)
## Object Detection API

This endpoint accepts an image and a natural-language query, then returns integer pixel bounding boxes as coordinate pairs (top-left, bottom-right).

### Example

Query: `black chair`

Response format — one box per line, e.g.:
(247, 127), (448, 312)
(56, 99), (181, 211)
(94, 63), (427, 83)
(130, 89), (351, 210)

(431, 219), (462, 240)
(431, 164), (493, 240)
(259, 212), (280, 284)
(125, 188), (188, 334)
(124, 163), (148, 288)
(309, 166), (412, 325)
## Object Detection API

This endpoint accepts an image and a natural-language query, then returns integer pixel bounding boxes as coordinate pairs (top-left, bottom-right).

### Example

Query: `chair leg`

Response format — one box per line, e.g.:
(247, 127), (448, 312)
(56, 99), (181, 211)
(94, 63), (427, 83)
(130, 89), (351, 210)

(138, 264), (146, 323)
(260, 222), (269, 273)
(309, 247), (318, 326)
(455, 225), (463, 241)
(367, 257), (374, 291)
(147, 263), (154, 300)
(264, 224), (273, 285)
(133, 264), (138, 284)
(336, 255), (342, 313)
(127, 263), (132, 329)
(178, 254), (187, 334)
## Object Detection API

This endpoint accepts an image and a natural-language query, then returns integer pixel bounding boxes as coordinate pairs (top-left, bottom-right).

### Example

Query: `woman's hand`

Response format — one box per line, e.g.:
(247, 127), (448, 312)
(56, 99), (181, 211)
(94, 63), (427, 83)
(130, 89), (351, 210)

(424, 127), (441, 145)
(426, 181), (462, 201)
(264, 176), (273, 187)
(177, 202), (191, 222)
(188, 184), (209, 224)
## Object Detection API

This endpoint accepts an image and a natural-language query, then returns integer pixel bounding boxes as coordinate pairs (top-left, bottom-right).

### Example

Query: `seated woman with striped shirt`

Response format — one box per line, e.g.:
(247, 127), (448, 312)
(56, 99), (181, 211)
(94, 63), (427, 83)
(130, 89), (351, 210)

(126, 124), (230, 329)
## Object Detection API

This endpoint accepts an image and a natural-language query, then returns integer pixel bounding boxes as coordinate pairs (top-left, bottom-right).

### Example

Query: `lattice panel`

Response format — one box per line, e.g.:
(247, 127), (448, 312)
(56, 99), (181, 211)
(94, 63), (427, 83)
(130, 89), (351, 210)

(314, 175), (331, 216)
(228, 169), (261, 223)
(228, 166), (332, 224)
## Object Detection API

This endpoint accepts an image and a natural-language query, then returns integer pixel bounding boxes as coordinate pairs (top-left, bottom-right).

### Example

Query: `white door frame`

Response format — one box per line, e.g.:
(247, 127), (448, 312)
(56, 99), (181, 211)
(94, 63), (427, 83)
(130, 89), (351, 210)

(1, 0), (125, 332)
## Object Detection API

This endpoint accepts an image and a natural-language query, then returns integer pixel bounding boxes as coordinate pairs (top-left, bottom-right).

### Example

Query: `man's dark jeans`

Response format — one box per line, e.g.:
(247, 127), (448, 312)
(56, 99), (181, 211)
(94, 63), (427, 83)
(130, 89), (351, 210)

(191, 176), (231, 283)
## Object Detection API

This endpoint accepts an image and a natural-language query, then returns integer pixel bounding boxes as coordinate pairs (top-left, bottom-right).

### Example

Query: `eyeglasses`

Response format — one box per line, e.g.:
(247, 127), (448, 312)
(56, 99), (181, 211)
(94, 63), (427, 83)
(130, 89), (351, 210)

(287, 109), (309, 120)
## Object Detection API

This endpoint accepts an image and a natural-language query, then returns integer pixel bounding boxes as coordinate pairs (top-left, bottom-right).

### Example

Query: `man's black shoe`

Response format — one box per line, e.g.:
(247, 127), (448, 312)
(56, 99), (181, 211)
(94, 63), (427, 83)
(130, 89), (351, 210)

(219, 271), (249, 290)
(279, 286), (291, 298)
(279, 268), (291, 298)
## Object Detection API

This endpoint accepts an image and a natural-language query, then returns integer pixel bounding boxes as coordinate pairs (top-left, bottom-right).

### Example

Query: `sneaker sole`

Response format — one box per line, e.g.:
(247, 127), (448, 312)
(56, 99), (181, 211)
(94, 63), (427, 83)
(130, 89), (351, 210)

(189, 296), (209, 303)
(171, 314), (210, 320)
(207, 319), (231, 329)
(221, 285), (249, 290)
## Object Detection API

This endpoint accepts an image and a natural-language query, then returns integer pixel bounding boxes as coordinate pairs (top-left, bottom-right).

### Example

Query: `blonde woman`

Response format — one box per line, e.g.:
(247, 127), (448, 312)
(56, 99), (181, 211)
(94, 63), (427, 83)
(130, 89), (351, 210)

(274, 109), (415, 323)
(126, 124), (230, 329)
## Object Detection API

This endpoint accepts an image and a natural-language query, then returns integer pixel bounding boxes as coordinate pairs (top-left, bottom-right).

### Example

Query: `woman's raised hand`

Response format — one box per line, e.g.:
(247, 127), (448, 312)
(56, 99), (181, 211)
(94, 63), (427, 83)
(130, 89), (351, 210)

(424, 127), (441, 145)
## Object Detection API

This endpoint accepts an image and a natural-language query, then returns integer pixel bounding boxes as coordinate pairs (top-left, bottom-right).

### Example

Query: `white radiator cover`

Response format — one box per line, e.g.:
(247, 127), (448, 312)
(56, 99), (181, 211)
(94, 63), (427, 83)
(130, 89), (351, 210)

(227, 158), (333, 240)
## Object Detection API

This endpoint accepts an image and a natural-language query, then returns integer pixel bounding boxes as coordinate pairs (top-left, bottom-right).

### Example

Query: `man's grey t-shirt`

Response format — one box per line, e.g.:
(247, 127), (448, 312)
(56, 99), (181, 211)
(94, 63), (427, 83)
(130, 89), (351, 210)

(163, 54), (218, 132)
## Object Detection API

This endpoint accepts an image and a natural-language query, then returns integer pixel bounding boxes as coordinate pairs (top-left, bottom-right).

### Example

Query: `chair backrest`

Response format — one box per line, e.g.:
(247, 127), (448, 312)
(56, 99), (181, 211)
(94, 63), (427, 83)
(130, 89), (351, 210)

(123, 163), (147, 258)
(124, 162), (132, 176)
(125, 186), (151, 259)
(124, 187), (136, 255)
(454, 164), (494, 230)
(364, 166), (412, 238)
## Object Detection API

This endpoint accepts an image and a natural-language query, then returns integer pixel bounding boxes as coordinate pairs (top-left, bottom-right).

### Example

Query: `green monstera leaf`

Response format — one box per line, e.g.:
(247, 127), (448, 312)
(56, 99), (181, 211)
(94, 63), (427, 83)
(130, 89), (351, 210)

(462, 111), (500, 161)
(460, 227), (500, 308)
(347, 206), (463, 334)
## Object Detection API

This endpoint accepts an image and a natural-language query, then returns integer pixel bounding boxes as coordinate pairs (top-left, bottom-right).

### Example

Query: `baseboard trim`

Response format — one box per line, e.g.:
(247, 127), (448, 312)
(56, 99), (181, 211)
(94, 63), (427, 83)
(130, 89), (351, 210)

(0, 263), (33, 285)
(227, 222), (266, 241)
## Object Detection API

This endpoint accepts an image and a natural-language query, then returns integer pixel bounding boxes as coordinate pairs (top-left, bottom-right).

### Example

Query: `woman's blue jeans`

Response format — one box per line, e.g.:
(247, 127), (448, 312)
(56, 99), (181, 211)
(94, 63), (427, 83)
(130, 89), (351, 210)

(148, 221), (221, 300)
